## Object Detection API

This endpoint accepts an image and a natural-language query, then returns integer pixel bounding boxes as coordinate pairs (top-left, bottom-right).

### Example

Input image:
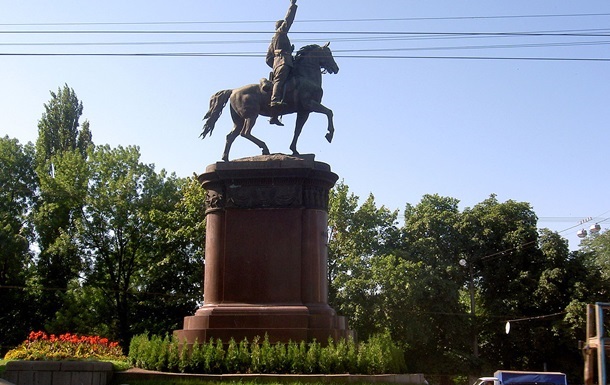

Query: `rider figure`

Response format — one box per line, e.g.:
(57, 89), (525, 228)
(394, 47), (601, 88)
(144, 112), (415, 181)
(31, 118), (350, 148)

(266, 0), (297, 126)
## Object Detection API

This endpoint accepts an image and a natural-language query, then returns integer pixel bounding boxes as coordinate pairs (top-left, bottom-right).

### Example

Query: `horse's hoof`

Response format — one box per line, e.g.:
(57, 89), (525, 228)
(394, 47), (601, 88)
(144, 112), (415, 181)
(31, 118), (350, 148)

(291, 150), (300, 156)
(222, 155), (229, 162)
(262, 149), (270, 156)
(325, 133), (333, 143)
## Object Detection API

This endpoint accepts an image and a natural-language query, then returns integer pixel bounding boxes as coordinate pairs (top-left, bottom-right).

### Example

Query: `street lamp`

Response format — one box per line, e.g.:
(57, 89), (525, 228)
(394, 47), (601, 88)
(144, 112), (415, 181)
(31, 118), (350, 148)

(577, 223), (602, 238)
(460, 258), (479, 358)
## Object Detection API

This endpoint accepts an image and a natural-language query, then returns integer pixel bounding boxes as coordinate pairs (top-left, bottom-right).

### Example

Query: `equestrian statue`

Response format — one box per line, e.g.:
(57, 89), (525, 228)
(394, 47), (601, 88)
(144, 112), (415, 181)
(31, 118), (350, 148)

(200, 0), (339, 161)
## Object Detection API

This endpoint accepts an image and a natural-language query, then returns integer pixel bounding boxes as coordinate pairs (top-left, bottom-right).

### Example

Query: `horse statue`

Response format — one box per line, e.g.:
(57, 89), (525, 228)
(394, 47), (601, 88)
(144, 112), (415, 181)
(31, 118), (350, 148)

(200, 43), (339, 161)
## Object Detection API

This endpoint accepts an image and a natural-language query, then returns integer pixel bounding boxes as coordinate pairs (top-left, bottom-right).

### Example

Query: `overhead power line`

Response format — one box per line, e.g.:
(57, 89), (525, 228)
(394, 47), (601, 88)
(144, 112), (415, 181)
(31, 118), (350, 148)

(2, 38), (609, 50)
(1, 52), (608, 62)
(1, 12), (610, 27)
(2, 30), (610, 37)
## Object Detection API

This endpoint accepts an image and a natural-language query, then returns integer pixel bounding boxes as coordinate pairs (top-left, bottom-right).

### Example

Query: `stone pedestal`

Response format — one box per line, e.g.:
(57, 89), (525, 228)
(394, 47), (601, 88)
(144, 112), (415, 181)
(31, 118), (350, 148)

(174, 154), (353, 344)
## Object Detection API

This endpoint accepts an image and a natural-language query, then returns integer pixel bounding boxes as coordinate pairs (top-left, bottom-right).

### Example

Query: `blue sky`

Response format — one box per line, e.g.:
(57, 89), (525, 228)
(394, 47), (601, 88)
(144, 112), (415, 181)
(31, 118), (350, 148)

(1, 1), (609, 250)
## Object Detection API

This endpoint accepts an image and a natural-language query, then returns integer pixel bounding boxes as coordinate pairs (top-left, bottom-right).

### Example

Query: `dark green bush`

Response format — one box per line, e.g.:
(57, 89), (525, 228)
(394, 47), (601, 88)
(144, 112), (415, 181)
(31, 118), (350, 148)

(128, 333), (406, 374)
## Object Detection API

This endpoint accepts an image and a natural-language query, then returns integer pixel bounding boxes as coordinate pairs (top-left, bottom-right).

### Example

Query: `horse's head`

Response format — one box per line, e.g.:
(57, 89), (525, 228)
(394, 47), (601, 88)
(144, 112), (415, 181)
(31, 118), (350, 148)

(295, 43), (339, 75)
(319, 42), (339, 74)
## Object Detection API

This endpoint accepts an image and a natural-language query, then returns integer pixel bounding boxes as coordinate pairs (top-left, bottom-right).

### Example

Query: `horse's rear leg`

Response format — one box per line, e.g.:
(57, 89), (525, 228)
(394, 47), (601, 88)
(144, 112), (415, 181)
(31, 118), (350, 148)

(222, 125), (240, 162)
(241, 117), (270, 156)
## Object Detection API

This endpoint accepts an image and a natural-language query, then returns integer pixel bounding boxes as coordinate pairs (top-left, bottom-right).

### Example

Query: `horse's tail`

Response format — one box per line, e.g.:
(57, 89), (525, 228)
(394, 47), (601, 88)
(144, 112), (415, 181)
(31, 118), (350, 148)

(200, 89), (232, 139)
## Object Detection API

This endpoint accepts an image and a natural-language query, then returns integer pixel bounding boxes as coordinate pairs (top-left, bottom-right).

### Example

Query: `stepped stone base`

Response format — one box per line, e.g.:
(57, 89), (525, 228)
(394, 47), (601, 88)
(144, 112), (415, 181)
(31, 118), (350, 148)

(176, 303), (353, 344)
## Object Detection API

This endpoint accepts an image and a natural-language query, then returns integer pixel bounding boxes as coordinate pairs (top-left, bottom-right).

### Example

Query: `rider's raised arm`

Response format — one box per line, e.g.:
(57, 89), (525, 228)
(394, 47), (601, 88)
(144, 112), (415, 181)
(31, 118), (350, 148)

(280, 0), (298, 32)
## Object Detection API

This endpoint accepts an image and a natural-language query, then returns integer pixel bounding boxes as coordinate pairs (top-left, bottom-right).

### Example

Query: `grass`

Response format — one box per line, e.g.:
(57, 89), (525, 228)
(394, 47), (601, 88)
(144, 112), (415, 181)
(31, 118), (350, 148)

(110, 381), (207, 385)
(108, 359), (131, 371)
(109, 382), (400, 385)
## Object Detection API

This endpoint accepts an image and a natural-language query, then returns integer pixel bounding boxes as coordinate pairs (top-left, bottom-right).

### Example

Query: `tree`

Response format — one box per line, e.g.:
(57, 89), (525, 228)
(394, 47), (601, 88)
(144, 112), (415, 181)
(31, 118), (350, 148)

(0, 136), (37, 353)
(327, 182), (399, 340)
(579, 228), (610, 282)
(530, 229), (603, 380)
(129, 175), (206, 336)
(328, 188), (593, 378)
(32, 85), (93, 329)
(35, 84), (91, 171)
(399, 194), (470, 373)
(458, 196), (543, 371)
(76, 145), (205, 345)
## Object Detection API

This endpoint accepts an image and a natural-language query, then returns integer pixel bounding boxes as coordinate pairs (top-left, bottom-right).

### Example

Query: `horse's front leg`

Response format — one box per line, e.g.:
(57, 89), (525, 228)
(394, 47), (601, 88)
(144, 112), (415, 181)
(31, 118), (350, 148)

(290, 112), (310, 155)
(307, 101), (334, 143)
(241, 117), (270, 156)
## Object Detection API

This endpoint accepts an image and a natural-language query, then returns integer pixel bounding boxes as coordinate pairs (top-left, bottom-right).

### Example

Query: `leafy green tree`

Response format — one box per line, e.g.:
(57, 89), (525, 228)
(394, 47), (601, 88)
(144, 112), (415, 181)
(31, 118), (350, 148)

(0, 136), (37, 353)
(399, 194), (470, 373)
(32, 85), (93, 329)
(529, 229), (603, 380)
(579, 228), (610, 282)
(130, 175), (206, 336)
(327, 182), (399, 339)
(77, 145), (205, 345)
(458, 196), (542, 371)
(328, 188), (596, 377)
(35, 84), (91, 169)
(327, 181), (359, 303)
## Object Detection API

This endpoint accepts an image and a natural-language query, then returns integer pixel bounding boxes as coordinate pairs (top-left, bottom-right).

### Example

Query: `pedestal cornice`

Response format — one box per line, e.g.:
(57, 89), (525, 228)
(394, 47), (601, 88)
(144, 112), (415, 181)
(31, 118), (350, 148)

(199, 154), (338, 213)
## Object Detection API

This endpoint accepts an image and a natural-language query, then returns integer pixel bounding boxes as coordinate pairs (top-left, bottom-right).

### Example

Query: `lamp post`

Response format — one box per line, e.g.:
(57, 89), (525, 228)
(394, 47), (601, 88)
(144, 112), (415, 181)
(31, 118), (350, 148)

(460, 258), (479, 358)
(576, 216), (601, 239)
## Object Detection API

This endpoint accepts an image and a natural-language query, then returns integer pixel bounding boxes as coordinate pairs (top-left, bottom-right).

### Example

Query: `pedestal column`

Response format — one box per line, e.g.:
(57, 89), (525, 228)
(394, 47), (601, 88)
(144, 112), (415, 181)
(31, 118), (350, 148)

(174, 154), (353, 344)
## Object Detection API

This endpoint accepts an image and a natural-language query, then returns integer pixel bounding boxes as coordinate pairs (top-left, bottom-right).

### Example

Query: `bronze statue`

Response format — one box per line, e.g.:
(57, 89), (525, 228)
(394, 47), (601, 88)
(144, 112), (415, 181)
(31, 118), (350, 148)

(266, 0), (298, 126)
(200, 41), (339, 162)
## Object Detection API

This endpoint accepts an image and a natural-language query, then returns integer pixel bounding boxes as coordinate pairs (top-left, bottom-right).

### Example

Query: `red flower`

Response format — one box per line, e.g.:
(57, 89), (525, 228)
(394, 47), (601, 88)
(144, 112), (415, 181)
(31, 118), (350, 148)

(28, 330), (49, 341)
(19, 330), (124, 360)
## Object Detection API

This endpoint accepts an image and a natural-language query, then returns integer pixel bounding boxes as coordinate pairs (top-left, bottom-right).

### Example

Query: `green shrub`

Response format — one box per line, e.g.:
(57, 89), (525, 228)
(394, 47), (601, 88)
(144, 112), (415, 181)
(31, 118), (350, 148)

(128, 334), (148, 368)
(128, 333), (406, 375)
(167, 337), (180, 372)
(304, 339), (320, 374)
(285, 340), (304, 374)
(189, 339), (204, 373)
(260, 334), (276, 373)
(178, 339), (189, 373)
(249, 336), (262, 373)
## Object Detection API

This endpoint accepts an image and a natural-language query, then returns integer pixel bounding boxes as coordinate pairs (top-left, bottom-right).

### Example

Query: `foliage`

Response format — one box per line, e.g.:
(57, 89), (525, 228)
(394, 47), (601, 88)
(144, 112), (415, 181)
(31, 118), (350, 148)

(0, 137), (37, 354)
(399, 194), (469, 373)
(2, 86), (205, 354)
(327, 184), (610, 379)
(32, 84), (93, 332)
(128, 334), (405, 375)
(579, 229), (610, 283)
(4, 331), (126, 361)
(328, 182), (400, 340)
(68, 145), (205, 346)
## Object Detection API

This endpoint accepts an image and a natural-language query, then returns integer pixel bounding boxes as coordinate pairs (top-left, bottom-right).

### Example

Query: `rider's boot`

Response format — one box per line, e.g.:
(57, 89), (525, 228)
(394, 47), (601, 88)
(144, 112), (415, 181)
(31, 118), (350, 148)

(269, 101), (285, 126)
(269, 116), (284, 126)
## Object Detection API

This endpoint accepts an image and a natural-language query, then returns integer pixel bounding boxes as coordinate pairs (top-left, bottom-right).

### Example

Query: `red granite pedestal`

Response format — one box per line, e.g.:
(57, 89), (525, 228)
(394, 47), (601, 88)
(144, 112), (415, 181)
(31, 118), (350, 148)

(174, 154), (353, 344)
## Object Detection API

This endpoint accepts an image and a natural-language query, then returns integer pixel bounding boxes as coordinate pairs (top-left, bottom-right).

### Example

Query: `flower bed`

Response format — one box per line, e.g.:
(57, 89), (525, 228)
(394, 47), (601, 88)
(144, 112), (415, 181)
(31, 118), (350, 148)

(4, 331), (126, 361)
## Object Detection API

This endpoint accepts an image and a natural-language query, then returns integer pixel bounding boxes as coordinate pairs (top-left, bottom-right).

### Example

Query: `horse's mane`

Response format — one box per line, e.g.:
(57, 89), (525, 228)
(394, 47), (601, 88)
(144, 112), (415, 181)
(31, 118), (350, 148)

(294, 44), (320, 64)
